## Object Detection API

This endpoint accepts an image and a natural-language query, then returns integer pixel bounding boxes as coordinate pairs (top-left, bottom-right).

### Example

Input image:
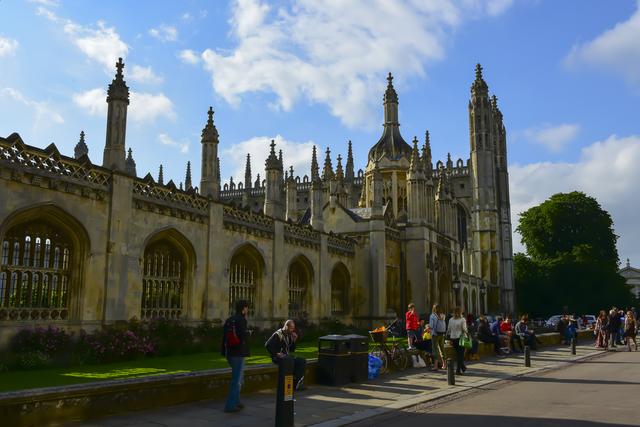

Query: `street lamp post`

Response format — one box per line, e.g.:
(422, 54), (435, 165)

(479, 281), (486, 315)
(452, 280), (461, 307)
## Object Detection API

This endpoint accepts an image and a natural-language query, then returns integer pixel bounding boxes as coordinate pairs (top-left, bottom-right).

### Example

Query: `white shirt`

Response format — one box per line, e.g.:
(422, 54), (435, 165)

(447, 317), (468, 339)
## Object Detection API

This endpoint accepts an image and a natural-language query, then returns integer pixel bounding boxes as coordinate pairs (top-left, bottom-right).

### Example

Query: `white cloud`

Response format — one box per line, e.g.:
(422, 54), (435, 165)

(37, 7), (129, 71)
(565, 2), (640, 85)
(510, 134), (640, 265)
(180, 12), (192, 21)
(129, 65), (163, 85)
(220, 135), (316, 184)
(194, 0), (512, 129)
(72, 88), (175, 123)
(28, 0), (60, 6)
(158, 133), (189, 154)
(179, 49), (200, 65)
(1, 87), (64, 125)
(149, 24), (178, 42)
(522, 123), (580, 152)
(0, 36), (19, 57)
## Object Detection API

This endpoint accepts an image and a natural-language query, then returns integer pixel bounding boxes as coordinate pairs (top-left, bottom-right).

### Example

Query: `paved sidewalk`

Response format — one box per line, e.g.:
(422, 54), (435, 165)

(71, 343), (606, 427)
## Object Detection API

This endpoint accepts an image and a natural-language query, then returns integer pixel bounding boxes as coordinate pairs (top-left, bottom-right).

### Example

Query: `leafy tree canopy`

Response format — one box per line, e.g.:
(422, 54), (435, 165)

(514, 192), (633, 316)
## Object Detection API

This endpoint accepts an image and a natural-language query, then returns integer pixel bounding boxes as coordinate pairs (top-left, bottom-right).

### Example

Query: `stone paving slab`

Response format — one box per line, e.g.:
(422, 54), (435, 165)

(68, 343), (606, 427)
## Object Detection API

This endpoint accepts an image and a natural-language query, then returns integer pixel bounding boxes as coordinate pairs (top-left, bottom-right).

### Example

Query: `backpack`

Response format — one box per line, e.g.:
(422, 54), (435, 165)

(223, 317), (241, 349)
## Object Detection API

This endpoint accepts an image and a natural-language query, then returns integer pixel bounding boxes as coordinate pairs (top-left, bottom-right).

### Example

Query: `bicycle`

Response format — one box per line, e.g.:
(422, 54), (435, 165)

(369, 323), (409, 374)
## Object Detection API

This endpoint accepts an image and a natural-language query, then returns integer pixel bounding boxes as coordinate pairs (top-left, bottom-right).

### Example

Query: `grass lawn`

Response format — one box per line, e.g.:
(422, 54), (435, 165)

(0, 342), (320, 393)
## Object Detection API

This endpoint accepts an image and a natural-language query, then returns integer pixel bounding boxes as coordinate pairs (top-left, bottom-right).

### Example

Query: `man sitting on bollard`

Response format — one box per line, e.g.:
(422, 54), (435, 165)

(515, 314), (538, 350)
(266, 319), (306, 391)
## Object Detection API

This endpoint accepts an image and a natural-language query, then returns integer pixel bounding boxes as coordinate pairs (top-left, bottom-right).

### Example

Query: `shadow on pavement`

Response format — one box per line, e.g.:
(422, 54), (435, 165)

(355, 412), (637, 427)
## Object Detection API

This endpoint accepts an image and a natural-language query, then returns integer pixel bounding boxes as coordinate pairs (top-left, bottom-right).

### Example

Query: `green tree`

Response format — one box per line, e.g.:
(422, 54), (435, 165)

(515, 192), (632, 316)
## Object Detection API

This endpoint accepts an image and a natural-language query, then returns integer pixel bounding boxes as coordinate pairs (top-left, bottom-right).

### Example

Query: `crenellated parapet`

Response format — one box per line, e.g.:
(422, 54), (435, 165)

(132, 177), (208, 222)
(0, 134), (110, 200)
(222, 205), (275, 238)
(327, 233), (356, 257)
(284, 223), (320, 249)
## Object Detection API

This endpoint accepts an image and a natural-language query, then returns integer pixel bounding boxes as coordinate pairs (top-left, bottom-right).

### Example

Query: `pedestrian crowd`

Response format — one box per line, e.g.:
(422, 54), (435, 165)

(219, 299), (639, 415)
(593, 306), (638, 352)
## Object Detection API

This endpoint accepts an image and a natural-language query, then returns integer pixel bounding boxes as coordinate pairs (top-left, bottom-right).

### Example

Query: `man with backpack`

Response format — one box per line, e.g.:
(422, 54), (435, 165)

(221, 300), (251, 413)
(265, 319), (306, 391)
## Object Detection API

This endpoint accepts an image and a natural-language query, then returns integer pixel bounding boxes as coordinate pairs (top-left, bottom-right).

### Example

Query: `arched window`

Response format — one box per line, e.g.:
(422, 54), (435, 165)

(330, 263), (350, 315)
(0, 220), (74, 320)
(229, 245), (263, 316)
(142, 240), (185, 319)
(288, 256), (312, 319)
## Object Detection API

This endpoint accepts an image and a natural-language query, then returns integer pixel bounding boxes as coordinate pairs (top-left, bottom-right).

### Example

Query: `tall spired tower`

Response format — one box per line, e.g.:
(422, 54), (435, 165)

(102, 58), (129, 171)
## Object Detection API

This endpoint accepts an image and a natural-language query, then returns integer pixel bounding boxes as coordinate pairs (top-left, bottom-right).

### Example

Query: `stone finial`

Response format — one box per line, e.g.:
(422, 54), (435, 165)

(384, 72), (398, 104)
(322, 147), (334, 181)
(289, 165), (294, 181)
(106, 58), (129, 103)
(265, 139), (280, 170)
(471, 63), (488, 93)
(158, 164), (164, 185)
(125, 147), (137, 176)
(201, 106), (219, 143)
(446, 152), (453, 169)
(627, 258), (631, 268)
(74, 130), (89, 159)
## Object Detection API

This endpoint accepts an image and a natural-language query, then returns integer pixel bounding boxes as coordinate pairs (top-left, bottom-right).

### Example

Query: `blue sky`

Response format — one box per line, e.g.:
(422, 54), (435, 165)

(1, 0), (639, 265)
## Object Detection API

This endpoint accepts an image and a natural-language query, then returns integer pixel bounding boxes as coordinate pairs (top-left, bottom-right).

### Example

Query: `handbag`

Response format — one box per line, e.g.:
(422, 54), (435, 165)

(459, 333), (472, 349)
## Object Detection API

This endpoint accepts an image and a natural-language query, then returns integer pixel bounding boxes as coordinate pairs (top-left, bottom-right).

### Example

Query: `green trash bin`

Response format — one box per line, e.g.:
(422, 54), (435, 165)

(317, 335), (351, 385)
(344, 334), (369, 383)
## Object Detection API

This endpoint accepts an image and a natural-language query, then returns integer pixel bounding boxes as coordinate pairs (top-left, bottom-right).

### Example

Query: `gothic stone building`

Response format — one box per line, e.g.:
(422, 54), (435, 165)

(0, 59), (514, 341)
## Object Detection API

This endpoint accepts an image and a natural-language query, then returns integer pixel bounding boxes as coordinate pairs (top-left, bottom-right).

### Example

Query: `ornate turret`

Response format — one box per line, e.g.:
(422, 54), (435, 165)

(264, 139), (284, 218)
(285, 165), (298, 222)
(184, 161), (192, 190)
(103, 57), (129, 171)
(407, 136), (426, 224)
(368, 73), (411, 162)
(125, 148), (136, 177)
(74, 131), (89, 160)
(200, 107), (220, 199)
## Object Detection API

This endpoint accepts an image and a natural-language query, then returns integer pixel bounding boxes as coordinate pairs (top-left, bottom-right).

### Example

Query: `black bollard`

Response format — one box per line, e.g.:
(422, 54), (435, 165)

(447, 358), (455, 385)
(524, 345), (531, 367)
(571, 338), (576, 355)
(275, 356), (295, 427)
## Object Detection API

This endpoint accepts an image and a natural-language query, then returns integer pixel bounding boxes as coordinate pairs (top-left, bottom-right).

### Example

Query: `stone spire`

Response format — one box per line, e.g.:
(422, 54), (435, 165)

(335, 154), (344, 182)
(157, 164), (164, 185)
(446, 152), (453, 170)
(422, 130), (433, 177)
(244, 154), (252, 189)
(311, 145), (320, 181)
(200, 107), (220, 199)
(627, 258), (631, 268)
(74, 130), (89, 159)
(368, 72), (411, 161)
(322, 147), (334, 181)
(345, 140), (355, 182)
(103, 57), (129, 171)
(185, 161), (192, 190)
(125, 147), (137, 177)
(409, 136), (421, 172)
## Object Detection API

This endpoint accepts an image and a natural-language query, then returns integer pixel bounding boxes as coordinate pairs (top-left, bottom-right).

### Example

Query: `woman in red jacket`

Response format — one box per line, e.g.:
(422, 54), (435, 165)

(406, 302), (419, 349)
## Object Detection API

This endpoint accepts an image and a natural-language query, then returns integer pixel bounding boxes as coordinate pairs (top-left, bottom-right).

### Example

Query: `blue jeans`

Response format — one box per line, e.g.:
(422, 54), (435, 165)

(225, 356), (245, 411)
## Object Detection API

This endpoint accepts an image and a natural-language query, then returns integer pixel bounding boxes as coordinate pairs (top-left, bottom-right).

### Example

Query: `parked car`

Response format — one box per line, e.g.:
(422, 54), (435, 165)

(583, 315), (596, 328)
(545, 315), (563, 328)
